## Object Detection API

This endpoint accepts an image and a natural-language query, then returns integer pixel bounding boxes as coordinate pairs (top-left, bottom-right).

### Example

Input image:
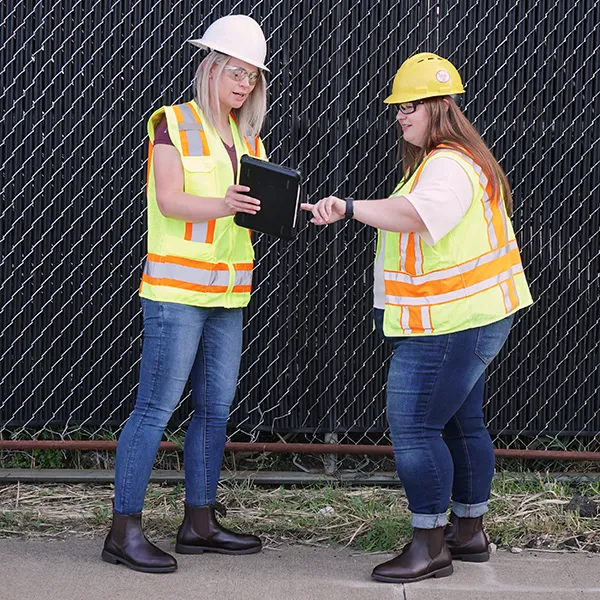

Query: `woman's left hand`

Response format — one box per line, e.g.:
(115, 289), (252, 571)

(301, 196), (346, 225)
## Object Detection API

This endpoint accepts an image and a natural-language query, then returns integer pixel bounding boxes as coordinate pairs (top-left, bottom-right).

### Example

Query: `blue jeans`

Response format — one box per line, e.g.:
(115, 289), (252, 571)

(374, 309), (513, 529)
(114, 298), (243, 514)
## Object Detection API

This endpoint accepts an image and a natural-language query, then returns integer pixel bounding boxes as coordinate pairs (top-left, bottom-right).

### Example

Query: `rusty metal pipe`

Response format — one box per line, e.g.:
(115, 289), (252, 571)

(0, 440), (599, 461)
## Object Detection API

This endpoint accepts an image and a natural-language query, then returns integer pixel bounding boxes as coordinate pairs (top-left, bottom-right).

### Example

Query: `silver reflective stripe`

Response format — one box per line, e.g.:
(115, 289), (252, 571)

(178, 104), (197, 124)
(500, 282), (516, 313)
(385, 265), (523, 306)
(185, 130), (206, 156)
(413, 233), (423, 275)
(384, 240), (519, 285)
(400, 234), (409, 272)
(246, 136), (257, 155)
(497, 192), (509, 243)
(373, 232), (386, 309)
(400, 306), (433, 334)
(472, 162), (498, 249)
(235, 270), (253, 287)
(144, 260), (229, 288)
(421, 306), (433, 332)
(176, 104), (206, 156)
(461, 154), (498, 249)
(401, 306), (411, 334)
(179, 123), (204, 131)
(189, 222), (209, 243)
(398, 234), (423, 275)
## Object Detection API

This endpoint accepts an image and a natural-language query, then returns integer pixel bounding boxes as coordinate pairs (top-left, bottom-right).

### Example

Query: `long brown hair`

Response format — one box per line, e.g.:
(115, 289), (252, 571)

(399, 97), (513, 215)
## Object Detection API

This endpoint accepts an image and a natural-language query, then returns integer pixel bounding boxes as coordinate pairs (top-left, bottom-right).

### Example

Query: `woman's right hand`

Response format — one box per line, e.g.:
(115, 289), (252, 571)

(301, 196), (346, 225)
(224, 185), (261, 215)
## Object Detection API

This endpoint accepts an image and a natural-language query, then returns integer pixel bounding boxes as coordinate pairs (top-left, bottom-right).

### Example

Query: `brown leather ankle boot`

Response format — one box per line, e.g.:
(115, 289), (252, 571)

(175, 503), (262, 555)
(371, 526), (453, 583)
(444, 512), (490, 562)
(101, 512), (177, 573)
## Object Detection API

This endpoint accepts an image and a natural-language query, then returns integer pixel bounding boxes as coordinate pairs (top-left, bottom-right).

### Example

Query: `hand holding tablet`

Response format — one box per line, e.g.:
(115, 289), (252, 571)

(234, 155), (301, 240)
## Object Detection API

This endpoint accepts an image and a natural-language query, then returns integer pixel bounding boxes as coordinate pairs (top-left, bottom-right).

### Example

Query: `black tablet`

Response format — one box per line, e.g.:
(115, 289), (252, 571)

(234, 154), (301, 240)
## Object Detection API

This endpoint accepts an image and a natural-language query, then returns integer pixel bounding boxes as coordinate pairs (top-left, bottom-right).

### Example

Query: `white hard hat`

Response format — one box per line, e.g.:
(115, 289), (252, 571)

(189, 15), (269, 72)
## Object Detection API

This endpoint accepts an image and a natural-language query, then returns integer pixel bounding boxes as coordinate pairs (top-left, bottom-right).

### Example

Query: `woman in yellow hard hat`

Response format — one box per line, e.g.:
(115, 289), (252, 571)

(302, 53), (533, 583)
(102, 15), (269, 573)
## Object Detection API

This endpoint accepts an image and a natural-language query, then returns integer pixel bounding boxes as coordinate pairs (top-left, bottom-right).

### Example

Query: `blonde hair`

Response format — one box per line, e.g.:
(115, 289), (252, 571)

(399, 97), (513, 215)
(193, 51), (267, 139)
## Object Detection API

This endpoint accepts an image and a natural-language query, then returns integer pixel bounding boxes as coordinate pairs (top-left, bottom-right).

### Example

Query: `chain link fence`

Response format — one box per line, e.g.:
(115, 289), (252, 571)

(1, 0), (599, 455)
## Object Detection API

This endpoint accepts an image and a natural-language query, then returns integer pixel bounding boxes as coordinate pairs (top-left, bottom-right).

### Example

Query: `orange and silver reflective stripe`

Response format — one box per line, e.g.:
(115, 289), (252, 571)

(172, 103), (216, 244)
(146, 139), (154, 195)
(244, 137), (258, 156)
(232, 263), (253, 292)
(400, 305), (433, 334)
(386, 265), (524, 307)
(184, 220), (216, 245)
(399, 233), (424, 275)
(386, 240), (519, 286)
(500, 278), (519, 313)
(174, 103), (213, 243)
(142, 254), (253, 294)
(385, 242), (522, 297)
(142, 256), (253, 294)
(461, 154), (508, 250)
(173, 103), (209, 157)
(396, 159), (429, 275)
(143, 254), (229, 289)
(385, 264), (523, 307)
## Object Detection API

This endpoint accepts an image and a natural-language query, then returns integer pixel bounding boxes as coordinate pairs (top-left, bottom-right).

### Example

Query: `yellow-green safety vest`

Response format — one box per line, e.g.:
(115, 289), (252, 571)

(139, 100), (267, 308)
(377, 144), (533, 336)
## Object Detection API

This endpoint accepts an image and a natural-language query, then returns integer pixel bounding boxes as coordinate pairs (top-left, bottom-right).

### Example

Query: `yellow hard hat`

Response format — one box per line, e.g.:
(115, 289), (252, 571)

(384, 52), (465, 104)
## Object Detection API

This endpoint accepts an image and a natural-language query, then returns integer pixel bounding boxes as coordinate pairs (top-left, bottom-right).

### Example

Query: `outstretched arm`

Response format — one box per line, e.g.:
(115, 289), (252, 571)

(300, 195), (425, 234)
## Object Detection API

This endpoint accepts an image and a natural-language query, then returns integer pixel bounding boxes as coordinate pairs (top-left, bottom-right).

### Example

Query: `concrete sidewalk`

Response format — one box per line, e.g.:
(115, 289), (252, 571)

(1, 540), (599, 599)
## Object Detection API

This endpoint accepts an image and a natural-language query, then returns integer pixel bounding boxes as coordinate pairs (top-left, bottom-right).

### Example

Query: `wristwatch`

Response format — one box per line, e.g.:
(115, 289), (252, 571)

(344, 197), (354, 219)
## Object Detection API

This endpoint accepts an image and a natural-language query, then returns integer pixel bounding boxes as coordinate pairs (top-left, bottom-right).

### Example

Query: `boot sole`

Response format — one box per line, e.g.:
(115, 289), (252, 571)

(451, 551), (490, 562)
(101, 549), (177, 573)
(371, 563), (453, 583)
(175, 543), (262, 555)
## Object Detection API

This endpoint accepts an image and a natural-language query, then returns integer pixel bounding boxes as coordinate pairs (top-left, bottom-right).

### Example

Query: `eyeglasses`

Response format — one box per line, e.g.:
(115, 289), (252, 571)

(223, 65), (261, 85)
(395, 101), (424, 115)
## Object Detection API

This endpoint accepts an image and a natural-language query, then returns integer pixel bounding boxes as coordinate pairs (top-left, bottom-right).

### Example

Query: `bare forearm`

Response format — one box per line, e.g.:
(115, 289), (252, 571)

(352, 197), (426, 233)
(156, 191), (233, 222)
(152, 144), (259, 221)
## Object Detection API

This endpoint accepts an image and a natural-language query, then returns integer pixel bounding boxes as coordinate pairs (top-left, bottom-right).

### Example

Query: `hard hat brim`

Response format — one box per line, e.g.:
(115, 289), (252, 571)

(384, 89), (465, 104)
(188, 39), (270, 72)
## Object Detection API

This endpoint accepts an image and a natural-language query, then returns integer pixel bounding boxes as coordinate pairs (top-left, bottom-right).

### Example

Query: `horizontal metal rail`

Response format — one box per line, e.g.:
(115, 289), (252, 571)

(1, 440), (599, 461)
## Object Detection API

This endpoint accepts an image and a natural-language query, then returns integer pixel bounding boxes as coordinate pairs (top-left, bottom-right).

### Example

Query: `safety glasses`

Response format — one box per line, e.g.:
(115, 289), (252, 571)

(223, 65), (261, 85)
(395, 100), (424, 114)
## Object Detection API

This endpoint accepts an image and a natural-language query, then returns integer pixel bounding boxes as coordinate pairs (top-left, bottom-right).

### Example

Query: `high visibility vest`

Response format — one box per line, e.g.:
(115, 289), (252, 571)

(139, 100), (267, 308)
(378, 144), (533, 336)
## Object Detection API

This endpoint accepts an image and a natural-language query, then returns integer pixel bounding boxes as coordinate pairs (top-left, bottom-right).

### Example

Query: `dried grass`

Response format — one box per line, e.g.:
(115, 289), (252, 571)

(0, 475), (599, 552)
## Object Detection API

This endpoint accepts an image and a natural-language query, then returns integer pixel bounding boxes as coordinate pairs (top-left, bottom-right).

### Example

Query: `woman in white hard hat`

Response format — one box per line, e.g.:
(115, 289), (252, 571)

(102, 15), (270, 573)
(302, 53), (533, 583)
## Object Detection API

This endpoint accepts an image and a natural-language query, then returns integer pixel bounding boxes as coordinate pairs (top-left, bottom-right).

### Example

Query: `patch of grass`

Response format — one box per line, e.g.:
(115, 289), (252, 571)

(0, 475), (599, 552)
(355, 517), (412, 552)
(91, 505), (111, 526)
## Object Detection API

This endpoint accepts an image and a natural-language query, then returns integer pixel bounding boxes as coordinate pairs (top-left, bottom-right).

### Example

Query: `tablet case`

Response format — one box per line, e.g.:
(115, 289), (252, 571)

(234, 155), (301, 240)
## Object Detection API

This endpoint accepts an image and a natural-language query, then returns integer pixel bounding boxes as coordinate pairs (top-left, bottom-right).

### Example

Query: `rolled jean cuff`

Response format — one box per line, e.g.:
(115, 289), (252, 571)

(411, 512), (448, 529)
(451, 501), (488, 518)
